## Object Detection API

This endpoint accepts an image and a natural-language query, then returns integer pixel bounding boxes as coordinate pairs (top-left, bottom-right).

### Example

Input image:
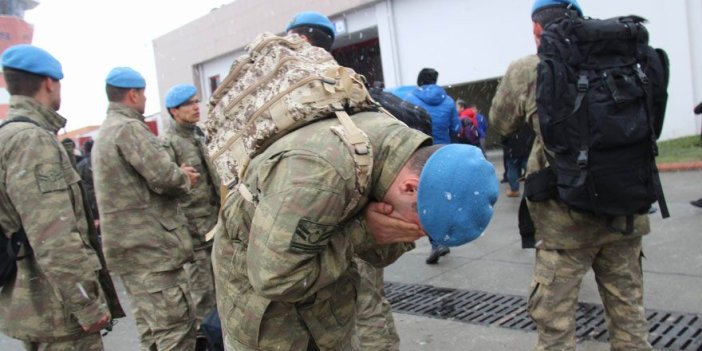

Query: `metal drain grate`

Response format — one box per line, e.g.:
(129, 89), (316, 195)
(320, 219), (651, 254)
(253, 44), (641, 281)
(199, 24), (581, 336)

(385, 282), (702, 350)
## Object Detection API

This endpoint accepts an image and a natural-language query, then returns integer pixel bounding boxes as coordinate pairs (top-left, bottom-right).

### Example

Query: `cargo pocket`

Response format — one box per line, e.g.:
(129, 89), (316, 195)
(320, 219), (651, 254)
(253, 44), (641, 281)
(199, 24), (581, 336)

(145, 283), (192, 328)
(527, 254), (556, 318)
(228, 291), (270, 347)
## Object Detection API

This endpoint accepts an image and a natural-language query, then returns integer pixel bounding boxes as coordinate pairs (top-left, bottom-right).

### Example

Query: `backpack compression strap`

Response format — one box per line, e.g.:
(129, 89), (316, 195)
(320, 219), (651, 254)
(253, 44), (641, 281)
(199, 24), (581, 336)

(229, 105), (373, 222)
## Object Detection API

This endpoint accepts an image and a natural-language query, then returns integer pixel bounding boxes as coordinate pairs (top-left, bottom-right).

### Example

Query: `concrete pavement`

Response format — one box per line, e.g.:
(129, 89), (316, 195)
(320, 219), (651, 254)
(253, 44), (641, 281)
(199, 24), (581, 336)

(1, 153), (700, 351)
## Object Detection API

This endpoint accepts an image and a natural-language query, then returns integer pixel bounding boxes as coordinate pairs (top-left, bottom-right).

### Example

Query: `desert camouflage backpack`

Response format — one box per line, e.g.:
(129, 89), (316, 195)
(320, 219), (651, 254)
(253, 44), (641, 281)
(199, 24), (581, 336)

(204, 32), (376, 214)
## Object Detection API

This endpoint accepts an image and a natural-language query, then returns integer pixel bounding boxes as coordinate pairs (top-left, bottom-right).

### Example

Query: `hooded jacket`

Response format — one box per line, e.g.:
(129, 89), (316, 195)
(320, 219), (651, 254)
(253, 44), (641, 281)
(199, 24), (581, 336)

(404, 84), (460, 144)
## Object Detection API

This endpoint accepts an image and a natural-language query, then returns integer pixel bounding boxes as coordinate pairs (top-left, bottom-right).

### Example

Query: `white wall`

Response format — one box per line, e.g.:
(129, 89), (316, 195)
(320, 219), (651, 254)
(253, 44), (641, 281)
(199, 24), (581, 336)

(193, 0), (700, 140)
(385, 0), (699, 140)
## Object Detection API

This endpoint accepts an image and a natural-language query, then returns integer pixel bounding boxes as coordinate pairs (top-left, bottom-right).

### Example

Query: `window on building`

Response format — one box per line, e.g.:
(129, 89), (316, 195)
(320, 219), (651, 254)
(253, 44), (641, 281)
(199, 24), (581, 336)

(209, 75), (220, 94)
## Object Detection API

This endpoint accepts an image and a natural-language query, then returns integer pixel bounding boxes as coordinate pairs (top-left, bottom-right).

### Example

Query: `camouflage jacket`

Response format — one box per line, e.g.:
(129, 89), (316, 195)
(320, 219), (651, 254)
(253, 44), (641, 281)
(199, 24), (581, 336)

(161, 122), (221, 249)
(0, 96), (111, 342)
(489, 54), (650, 250)
(93, 102), (193, 275)
(213, 111), (428, 350)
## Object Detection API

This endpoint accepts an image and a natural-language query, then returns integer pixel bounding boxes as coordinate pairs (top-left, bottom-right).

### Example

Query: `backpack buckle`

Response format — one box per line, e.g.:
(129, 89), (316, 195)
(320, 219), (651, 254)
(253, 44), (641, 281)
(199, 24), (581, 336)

(577, 75), (589, 92)
(635, 64), (649, 85)
(577, 149), (588, 168)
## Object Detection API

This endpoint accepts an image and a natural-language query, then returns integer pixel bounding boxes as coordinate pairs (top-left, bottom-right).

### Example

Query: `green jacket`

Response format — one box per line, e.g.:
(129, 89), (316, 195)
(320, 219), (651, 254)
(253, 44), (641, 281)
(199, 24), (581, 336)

(213, 111), (429, 350)
(489, 54), (649, 249)
(161, 122), (221, 249)
(93, 102), (193, 275)
(0, 96), (111, 342)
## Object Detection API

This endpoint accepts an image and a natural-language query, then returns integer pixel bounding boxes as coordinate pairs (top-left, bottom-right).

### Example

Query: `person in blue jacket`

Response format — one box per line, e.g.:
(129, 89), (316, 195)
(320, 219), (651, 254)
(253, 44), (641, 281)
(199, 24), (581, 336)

(405, 68), (461, 146)
(404, 68), (461, 263)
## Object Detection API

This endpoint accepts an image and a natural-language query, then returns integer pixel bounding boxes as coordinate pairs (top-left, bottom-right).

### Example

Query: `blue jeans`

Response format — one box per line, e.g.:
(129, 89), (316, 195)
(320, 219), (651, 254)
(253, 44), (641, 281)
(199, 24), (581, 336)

(506, 157), (528, 191)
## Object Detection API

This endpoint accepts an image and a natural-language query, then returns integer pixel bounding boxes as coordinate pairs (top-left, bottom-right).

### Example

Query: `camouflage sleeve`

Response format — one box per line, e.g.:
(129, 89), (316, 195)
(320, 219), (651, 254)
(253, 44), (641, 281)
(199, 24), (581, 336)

(5, 129), (109, 328)
(159, 134), (177, 163)
(246, 152), (354, 303)
(116, 121), (190, 196)
(346, 217), (414, 267)
(489, 56), (538, 137)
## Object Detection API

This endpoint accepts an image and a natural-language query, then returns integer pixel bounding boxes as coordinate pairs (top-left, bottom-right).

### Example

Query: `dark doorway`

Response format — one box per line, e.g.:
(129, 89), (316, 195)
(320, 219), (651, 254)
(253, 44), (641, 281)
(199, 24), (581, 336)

(332, 37), (383, 86)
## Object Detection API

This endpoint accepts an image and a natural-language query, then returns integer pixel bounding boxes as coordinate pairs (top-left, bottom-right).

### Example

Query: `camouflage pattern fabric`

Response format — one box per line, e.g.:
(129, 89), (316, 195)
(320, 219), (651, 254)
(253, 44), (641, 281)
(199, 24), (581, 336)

(351, 258), (400, 351)
(489, 54), (650, 249)
(528, 237), (650, 350)
(0, 96), (111, 344)
(120, 269), (196, 351)
(23, 332), (103, 351)
(204, 32), (375, 187)
(92, 102), (196, 348)
(161, 122), (221, 249)
(162, 122), (220, 326)
(213, 112), (428, 350)
(490, 55), (652, 350)
(92, 102), (194, 275)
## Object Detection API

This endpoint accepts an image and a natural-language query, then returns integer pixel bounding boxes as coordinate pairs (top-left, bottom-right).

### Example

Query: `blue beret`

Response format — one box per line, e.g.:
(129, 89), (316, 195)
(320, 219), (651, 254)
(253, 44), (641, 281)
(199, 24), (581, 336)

(417, 144), (499, 247)
(1, 44), (63, 80)
(105, 67), (145, 89)
(286, 11), (336, 40)
(531, 0), (583, 16)
(165, 84), (197, 108)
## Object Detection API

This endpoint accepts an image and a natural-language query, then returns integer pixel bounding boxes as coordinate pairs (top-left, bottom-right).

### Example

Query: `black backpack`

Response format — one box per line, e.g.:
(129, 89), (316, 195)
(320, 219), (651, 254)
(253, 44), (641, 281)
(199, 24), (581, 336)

(0, 117), (37, 287)
(533, 15), (670, 232)
(369, 88), (433, 137)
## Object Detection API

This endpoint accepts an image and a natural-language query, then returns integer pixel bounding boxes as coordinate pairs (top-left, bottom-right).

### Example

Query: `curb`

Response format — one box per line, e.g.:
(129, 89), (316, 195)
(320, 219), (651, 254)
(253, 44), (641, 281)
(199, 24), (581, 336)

(657, 161), (702, 172)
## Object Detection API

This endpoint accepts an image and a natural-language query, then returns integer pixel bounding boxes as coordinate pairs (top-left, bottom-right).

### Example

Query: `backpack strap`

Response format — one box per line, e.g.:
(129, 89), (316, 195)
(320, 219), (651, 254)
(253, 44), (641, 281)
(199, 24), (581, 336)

(0, 116), (39, 261)
(329, 104), (373, 219)
(573, 72), (590, 189)
(635, 63), (670, 219)
(232, 106), (373, 221)
(0, 116), (40, 130)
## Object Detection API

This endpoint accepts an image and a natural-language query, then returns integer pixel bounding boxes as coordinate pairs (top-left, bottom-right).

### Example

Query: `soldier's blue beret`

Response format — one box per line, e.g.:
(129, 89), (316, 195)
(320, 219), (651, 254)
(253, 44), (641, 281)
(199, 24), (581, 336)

(417, 144), (499, 247)
(105, 67), (145, 89)
(532, 0), (583, 16)
(1, 44), (63, 80)
(165, 83), (197, 108)
(286, 11), (336, 40)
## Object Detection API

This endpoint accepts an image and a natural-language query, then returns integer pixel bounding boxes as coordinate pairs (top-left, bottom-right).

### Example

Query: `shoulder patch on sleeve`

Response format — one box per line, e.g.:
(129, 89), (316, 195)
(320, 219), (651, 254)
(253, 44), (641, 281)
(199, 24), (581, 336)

(290, 218), (337, 254)
(35, 162), (67, 193)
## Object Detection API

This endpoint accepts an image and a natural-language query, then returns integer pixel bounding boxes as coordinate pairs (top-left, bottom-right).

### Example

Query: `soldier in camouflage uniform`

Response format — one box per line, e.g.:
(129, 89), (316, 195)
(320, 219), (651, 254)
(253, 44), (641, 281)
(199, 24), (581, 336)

(0, 44), (114, 351)
(93, 67), (201, 351)
(213, 111), (438, 350)
(161, 84), (220, 336)
(286, 12), (403, 351)
(489, 1), (653, 350)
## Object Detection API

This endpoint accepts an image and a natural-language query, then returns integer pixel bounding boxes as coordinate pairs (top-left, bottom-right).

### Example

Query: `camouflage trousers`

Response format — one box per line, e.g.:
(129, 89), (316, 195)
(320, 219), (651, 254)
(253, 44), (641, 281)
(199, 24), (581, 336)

(528, 236), (651, 351)
(22, 333), (103, 351)
(351, 258), (400, 351)
(184, 246), (217, 328)
(120, 268), (197, 351)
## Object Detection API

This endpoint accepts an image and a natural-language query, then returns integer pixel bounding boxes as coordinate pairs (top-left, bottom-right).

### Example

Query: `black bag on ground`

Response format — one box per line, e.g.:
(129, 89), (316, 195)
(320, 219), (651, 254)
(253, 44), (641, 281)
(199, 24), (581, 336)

(534, 15), (670, 224)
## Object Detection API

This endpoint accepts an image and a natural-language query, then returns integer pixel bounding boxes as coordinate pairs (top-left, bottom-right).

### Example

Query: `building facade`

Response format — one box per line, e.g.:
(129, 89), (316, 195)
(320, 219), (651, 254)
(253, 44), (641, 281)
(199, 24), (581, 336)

(153, 0), (702, 140)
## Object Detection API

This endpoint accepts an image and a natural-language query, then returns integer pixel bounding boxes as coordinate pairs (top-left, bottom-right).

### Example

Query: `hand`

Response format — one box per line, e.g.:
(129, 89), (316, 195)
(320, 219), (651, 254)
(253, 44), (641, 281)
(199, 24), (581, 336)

(180, 164), (200, 185)
(93, 219), (100, 229)
(83, 314), (110, 333)
(364, 202), (425, 244)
